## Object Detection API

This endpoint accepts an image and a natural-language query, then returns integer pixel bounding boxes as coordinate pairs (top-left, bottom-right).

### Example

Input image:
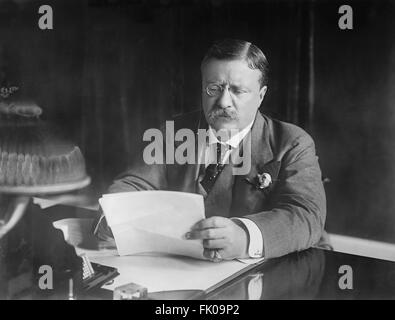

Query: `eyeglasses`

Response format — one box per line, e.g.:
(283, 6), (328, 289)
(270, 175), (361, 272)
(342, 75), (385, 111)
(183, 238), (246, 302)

(205, 84), (250, 98)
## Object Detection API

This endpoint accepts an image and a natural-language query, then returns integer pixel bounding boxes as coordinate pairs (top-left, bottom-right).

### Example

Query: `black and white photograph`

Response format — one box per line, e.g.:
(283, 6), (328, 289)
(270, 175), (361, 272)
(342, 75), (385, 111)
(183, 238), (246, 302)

(1, 0), (395, 304)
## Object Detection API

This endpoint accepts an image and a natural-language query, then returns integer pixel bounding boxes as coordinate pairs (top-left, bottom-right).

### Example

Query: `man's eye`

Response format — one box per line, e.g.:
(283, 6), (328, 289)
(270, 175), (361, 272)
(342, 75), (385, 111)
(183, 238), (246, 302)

(209, 85), (221, 91)
(206, 85), (222, 96)
(233, 89), (248, 95)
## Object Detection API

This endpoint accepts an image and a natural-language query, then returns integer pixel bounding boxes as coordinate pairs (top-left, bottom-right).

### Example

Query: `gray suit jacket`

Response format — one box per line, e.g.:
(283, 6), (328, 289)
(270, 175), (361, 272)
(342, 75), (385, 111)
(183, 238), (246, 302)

(104, 110), (328, 259)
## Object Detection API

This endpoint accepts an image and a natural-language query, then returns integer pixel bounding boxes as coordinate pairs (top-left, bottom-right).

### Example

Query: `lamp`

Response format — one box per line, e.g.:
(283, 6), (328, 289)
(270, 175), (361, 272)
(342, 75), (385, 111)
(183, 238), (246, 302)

(0, 99), (91, 239)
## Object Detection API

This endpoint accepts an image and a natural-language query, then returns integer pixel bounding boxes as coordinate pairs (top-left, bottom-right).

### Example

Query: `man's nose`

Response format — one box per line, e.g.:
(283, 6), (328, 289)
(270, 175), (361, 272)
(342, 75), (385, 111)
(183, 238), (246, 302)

(216, 87), (233, 109)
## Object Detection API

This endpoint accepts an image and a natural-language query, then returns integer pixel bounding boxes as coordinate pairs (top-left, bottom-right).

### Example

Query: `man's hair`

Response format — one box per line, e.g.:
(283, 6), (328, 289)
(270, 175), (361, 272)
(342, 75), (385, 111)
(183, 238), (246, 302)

(201, 39), (269, 87)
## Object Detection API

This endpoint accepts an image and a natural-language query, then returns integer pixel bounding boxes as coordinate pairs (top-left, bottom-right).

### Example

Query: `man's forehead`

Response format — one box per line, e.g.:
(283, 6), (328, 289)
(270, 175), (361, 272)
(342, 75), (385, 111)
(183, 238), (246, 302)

(202, 59), (261, 85)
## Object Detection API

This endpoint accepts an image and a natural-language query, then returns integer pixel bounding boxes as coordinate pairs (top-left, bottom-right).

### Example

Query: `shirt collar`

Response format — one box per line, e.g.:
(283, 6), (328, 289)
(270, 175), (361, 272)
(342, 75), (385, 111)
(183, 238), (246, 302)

(208, 120), (254, 149)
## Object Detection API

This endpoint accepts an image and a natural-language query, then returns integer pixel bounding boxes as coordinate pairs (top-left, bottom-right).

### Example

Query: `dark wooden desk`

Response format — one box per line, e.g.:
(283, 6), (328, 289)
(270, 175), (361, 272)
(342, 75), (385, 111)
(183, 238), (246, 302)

(83, 248), (395, 300)
(204, 248), (395, 300)
(2, 202), (395, 300)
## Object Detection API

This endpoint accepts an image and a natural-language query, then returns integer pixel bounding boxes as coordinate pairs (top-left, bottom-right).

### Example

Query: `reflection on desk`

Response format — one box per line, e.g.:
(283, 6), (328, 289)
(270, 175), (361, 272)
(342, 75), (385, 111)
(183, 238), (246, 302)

(206, 249), (325, 300)
(206, 248), (395, 300)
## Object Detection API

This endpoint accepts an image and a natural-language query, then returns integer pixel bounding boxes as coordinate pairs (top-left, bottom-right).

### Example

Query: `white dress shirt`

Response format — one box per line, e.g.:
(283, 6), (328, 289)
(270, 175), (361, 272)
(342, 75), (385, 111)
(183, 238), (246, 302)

(197, 121), (264, 259)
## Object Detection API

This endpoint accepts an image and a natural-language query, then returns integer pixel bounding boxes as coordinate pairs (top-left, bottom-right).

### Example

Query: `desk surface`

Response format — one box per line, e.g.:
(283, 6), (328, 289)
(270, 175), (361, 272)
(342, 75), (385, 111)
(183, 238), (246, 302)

(204, 248), (395, 300)
(84, 248), (395, 300)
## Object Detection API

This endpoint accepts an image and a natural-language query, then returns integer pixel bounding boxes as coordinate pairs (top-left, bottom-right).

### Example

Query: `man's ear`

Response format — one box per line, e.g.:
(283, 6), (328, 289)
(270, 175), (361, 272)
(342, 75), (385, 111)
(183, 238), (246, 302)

(259, 86), (267, 103)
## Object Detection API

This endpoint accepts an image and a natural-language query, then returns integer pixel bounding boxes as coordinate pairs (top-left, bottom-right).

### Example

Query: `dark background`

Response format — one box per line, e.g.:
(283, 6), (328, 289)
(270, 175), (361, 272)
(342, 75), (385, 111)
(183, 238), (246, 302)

(1, 0), (395, 243)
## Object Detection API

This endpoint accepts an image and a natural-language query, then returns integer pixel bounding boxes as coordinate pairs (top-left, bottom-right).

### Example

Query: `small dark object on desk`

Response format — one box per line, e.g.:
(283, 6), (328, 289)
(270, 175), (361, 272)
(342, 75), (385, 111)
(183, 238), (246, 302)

(83, 261), (119, 291)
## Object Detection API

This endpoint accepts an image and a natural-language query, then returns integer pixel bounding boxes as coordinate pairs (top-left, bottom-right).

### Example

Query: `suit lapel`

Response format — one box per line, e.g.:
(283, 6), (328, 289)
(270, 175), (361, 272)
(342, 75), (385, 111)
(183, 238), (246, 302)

(230, 112), (280, 216)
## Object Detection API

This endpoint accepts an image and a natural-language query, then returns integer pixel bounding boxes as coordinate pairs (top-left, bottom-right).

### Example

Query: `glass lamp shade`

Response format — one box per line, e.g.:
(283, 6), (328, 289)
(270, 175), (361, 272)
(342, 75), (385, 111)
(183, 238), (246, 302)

(0, 100), (90, 195)
(0, 100), (91, 238)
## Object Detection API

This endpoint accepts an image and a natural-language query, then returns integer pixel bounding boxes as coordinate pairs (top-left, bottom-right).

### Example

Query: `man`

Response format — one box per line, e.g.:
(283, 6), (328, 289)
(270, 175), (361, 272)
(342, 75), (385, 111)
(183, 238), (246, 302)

(96, 39), (327, 261)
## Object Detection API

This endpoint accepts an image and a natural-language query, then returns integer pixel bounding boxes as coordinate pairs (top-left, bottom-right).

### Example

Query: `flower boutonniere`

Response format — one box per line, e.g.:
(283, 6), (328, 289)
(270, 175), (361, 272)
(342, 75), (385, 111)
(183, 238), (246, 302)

(245, 172), (273, 190)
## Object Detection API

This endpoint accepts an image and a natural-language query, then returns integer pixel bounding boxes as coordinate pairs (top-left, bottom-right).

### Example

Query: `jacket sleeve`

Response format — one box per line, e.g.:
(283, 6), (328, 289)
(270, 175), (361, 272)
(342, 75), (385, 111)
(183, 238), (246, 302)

(245, 134), (327, 259)
(107, 159), (168, 193)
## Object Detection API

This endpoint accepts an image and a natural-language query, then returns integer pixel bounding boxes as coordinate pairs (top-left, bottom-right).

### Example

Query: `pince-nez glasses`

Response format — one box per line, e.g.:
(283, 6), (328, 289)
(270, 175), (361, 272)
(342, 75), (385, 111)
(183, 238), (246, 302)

(205, 84), (250, 98)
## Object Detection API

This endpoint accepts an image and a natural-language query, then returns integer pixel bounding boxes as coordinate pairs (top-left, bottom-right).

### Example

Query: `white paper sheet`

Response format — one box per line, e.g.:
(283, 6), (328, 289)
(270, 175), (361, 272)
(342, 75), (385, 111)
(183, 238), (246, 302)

(99, 191), (205, 259)
(90, 253), (256, 293)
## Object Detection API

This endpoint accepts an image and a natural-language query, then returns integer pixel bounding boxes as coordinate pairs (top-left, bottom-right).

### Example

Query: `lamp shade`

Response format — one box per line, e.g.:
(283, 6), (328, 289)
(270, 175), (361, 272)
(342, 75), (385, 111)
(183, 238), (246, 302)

(0, 100), (90, 195)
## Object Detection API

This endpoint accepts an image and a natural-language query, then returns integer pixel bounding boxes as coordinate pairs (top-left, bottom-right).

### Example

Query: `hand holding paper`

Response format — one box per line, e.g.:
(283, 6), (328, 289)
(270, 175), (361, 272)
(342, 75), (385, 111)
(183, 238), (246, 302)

(186, 216), (250, 260)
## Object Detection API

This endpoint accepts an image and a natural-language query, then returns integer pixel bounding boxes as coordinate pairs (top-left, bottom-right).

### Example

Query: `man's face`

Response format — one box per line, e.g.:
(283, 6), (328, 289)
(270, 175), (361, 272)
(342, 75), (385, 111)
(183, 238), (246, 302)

(201, 59), (267, 132)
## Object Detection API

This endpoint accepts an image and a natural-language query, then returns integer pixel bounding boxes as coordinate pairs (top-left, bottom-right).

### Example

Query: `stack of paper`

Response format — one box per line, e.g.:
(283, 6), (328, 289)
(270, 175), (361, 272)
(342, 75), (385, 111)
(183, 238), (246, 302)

(90, 253), (258, 293)
(98, 191), (205, 259)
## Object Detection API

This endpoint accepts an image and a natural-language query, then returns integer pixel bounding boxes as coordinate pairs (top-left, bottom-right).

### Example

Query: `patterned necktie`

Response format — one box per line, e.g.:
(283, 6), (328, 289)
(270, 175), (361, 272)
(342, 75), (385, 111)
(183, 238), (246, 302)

(200, 143), (227, 194)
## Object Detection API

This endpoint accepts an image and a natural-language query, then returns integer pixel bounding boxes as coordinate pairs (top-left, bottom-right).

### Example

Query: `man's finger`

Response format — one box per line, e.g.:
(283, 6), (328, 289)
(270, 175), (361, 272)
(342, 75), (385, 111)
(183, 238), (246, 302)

(203, 238), (227, 249)
(186, 227), (225, 240)
(191, 216), (229, 230)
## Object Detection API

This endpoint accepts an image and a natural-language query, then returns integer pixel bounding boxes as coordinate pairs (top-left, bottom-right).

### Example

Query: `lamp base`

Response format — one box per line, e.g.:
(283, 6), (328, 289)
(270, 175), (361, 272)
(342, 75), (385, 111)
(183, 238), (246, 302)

(0, 201), (83, 300)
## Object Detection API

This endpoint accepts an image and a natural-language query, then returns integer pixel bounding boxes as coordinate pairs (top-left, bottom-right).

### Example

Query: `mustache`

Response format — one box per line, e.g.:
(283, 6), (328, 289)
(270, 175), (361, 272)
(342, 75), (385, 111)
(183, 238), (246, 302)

(207, 107), (238, 122)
